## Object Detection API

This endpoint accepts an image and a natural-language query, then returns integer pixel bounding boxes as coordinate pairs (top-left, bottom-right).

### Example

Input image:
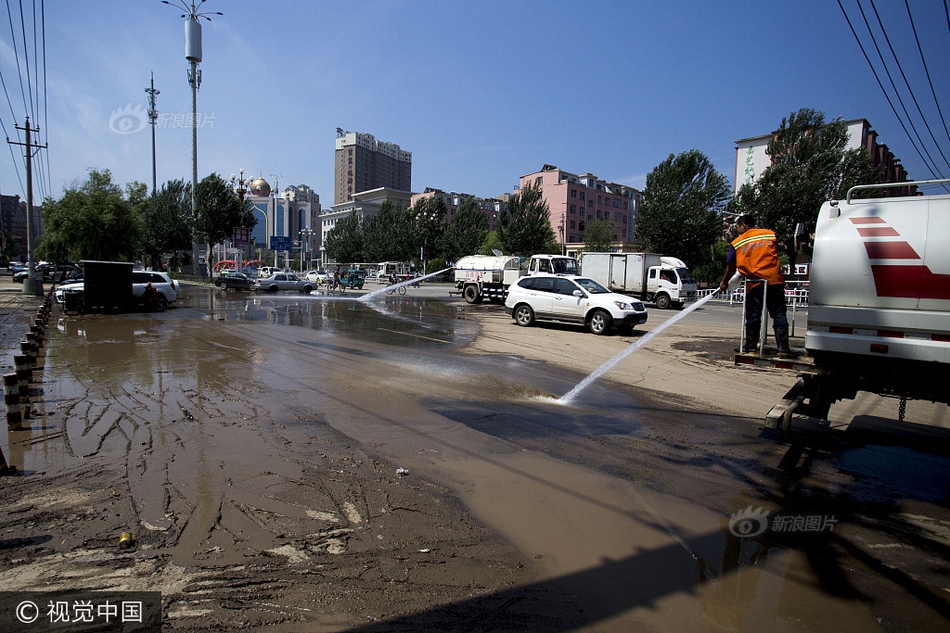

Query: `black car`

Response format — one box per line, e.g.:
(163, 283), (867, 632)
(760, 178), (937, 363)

(214, 271), (254, 291)
(13, 263), (81, 284)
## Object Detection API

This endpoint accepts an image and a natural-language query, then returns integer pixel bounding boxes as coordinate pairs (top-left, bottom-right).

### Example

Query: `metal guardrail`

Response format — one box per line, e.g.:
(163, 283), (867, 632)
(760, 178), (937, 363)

(699, 285), (809, 308)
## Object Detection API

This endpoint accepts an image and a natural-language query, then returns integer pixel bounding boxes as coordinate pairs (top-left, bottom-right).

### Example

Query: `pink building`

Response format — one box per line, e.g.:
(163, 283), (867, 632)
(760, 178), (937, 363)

(518, 165), (641, 256)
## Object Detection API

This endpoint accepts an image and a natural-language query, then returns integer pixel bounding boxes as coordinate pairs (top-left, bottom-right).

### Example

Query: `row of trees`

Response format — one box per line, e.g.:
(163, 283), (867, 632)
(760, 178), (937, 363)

(325, 180), (628, 272)
(327, 108), (882, 283)
(38, 170), (256, 271)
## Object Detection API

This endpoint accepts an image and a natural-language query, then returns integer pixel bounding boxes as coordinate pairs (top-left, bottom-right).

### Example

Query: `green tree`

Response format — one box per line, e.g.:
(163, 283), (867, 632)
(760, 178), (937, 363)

(730, 108), (881, 254)
(441, 196), (489, 262)
(583, 219), (616, 252)
(635, 149), (730, 269)
(363, 199), (411, 262)
(194, 172), (255, 246)
(479, 230), (503, 255)
(411, 196), (447, 266)
(496, 180), (556, 256)
(324, 212), (364, 264)
(39, 168), (142, 262)
(140, 179), (193, 269)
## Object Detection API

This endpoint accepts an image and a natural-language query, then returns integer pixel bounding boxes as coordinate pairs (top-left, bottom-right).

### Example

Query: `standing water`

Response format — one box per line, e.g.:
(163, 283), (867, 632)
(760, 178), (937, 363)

(559, 289), (723, 405)
(359, 267), (454, 301)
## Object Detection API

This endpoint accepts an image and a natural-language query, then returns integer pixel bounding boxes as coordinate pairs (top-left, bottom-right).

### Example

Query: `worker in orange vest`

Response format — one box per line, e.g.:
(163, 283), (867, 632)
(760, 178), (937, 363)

(719, 214), (792, 356)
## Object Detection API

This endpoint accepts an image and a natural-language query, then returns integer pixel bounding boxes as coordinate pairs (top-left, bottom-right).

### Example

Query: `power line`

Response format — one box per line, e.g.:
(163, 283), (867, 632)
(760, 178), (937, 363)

(4, 0), (29, 121)
(837, 0), (949, 188)
(869, 0), (950, 173)
(903, 1), (950, 154)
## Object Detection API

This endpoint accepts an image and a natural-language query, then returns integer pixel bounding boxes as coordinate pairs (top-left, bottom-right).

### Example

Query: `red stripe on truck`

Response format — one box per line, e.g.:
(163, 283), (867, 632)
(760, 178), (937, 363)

(850, 217), (887, 224)
(863, 241), (920, 259)
(870, 265), (950, 300)
(857, 227), (901, 237)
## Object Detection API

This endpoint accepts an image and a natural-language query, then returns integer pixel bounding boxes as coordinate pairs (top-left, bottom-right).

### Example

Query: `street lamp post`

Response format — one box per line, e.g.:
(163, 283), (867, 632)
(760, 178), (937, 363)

(299, 228), (315, 273)
(230, 169), (250, 271)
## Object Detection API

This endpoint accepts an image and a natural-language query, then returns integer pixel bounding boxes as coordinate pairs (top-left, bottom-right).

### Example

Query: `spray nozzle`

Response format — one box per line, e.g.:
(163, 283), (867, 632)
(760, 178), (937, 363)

(722, 272), (743, 293)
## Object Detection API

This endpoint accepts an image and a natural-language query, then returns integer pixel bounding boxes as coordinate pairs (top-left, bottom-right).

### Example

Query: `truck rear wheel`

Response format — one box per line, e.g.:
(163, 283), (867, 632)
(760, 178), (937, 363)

(463, 285), (482, 304)
(655, 294), (671, 309)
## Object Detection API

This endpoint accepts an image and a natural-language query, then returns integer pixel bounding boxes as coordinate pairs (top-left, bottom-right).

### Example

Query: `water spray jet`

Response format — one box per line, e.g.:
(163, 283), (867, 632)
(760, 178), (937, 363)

(558, 275), (742, 405)
(359, 267), (454, 302)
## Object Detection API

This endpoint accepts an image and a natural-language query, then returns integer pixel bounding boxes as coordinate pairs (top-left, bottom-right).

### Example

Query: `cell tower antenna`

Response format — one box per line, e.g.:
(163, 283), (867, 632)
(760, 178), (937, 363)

(145, 71), (160, 193)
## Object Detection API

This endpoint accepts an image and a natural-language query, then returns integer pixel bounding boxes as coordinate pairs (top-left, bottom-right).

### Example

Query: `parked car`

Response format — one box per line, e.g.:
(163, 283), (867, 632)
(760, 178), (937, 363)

(132, 271), (179, 307)
(13, 263), (81, 284)
(252, 272), (315, 294)
(504, 275), (648, 335)
(7, 262), (26, 276)
(258, 266), (279, 278)
(305, 269), (328, 283)
(215, 270), (254, 291)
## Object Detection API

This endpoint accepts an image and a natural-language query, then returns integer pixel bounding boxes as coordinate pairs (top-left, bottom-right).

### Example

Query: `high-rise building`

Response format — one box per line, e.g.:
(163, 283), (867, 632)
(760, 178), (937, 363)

(334, 130), (411, 204)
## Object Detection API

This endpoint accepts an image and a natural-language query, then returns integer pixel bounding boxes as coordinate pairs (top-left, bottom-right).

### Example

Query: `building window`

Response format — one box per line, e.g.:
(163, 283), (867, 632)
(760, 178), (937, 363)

(613, 198), (621, 208)
(580, 191), (586, 201)
(570, 189), (577, 198)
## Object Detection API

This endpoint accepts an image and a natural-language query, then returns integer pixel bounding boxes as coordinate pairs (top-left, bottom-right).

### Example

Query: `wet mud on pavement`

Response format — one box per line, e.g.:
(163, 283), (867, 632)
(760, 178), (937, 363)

(1, 282), (948, 631)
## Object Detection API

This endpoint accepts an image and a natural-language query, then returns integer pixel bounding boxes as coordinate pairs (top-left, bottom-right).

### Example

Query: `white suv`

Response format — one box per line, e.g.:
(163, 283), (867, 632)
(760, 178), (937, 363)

(54, 270), (179, 311)
(504, 275), (648, 335)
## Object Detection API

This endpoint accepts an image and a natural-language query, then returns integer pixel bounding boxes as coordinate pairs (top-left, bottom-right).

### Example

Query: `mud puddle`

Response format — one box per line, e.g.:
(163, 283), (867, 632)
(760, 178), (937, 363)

(1, 286), (947, 630)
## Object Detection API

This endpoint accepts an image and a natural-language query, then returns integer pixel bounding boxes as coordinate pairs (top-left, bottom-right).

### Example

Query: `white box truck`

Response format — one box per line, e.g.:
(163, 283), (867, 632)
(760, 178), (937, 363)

(580, 252), (697, 309)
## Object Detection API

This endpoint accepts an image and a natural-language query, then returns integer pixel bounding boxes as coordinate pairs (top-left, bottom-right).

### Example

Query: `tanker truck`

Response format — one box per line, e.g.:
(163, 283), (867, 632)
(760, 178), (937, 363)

(735, 180), (950, 433)
(453, 253), (578, 304)
(580, 252), (697, 309)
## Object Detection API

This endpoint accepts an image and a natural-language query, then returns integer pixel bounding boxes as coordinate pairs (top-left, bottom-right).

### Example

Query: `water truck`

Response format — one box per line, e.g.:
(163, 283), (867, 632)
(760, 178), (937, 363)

(734, 180), (950, 433)
(453, 253), (579, 304)
(579, 252), (698, 309)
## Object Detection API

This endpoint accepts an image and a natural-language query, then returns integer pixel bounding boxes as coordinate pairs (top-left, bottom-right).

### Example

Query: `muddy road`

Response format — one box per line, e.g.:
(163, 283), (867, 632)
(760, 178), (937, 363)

(1, 281), (948, 631)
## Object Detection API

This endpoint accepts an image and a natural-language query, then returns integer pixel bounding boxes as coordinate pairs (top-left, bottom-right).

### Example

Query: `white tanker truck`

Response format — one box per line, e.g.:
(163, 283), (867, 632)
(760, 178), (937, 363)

(453, 253), (578, 304)
(737, 180), (950, 432)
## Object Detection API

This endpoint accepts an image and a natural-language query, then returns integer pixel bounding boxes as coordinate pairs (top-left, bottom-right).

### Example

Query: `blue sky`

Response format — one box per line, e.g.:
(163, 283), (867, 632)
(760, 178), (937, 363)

(2, 0), (948, 206)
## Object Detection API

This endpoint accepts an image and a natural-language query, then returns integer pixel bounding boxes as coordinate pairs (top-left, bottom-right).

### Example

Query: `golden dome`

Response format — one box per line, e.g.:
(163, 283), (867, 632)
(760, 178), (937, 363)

(251, 177), (271, 197)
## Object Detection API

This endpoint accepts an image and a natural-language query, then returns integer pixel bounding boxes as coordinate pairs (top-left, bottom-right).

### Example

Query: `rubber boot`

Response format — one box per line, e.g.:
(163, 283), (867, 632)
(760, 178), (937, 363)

(736, 336), (759, 355)
(775, 327), (794, 357)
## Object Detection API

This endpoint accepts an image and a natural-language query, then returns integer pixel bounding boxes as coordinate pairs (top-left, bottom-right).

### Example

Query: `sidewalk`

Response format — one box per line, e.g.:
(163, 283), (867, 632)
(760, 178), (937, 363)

(0, 275), (48, 376)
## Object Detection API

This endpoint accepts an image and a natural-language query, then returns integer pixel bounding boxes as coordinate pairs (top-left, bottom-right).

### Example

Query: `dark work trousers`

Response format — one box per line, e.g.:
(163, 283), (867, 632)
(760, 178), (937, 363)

(744, 282), (789, 344)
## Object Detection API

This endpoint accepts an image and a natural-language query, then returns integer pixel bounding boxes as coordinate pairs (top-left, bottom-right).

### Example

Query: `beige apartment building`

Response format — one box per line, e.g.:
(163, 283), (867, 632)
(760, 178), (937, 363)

(734, 118), (915, 196)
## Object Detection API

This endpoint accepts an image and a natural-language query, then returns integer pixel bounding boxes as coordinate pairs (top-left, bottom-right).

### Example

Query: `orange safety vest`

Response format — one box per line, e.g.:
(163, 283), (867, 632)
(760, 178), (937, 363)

(732, 228), (784, 286)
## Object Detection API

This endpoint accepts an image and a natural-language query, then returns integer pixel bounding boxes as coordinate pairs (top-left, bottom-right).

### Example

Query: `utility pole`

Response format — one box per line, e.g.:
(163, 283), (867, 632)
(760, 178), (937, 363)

(145, 71), (160, 194)
(8, 117), (46, 296)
